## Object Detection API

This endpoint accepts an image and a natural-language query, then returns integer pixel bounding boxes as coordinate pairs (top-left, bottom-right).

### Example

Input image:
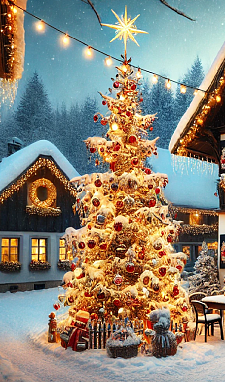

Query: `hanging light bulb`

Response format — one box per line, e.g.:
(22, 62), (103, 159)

(166, 79), (171, 89)
(85, 46), (93, 58)
(111, 122), (119, 131)
(152, 74), (158, 84)
(136, 68), (142, 79)
(180, 85), (186, 94)
(36, 20), (45, 32)
(62, 34), (70, 46)
(216, 95), (221, 103)
(105, 56), (113, 66)
(193, 89), (198, 95)
(12, 7), (17, 14)
(121, 64), (127, 73)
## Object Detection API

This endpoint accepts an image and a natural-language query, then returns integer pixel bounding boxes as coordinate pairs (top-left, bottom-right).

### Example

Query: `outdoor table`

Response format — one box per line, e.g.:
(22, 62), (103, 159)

(202, 295), (225, 329)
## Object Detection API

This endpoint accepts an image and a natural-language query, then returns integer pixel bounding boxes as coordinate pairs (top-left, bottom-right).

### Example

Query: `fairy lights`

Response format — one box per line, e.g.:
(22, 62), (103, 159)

(0, 157), (76, 204)
(8, 1), (209, 95)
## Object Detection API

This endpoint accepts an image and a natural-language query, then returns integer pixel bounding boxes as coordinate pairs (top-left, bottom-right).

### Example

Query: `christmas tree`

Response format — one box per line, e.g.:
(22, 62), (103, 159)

(55, 7), (189, 332)
(188, 241), (221, 295)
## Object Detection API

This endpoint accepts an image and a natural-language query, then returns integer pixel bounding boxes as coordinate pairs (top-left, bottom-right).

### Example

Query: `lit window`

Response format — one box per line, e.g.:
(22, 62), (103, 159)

(190, 212), (203, 225)
(1, 238), (19, 262)
(59, 238), (73, 260)
(31, 238), (47, 262)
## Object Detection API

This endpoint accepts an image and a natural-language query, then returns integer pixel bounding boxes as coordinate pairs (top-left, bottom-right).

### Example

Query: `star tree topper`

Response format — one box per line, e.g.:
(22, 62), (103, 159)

(102, 6), (148, 61)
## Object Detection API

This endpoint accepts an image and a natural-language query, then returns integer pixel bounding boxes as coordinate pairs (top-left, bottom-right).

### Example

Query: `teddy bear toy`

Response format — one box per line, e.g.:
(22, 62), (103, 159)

(145, 308), (180, 358)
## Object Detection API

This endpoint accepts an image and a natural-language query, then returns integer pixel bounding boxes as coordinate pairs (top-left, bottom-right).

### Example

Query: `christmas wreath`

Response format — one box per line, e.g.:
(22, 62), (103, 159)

(29, 178), (57, 208)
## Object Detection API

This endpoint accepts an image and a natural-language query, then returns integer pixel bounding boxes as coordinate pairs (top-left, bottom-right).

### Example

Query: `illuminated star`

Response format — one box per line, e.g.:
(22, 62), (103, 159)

(102, 6), (148, 59)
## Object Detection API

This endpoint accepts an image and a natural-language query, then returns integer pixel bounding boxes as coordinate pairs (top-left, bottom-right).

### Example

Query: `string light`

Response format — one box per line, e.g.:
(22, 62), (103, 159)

(62, 34), (70, 46)
(166, 79), (171, 89)
(36, 20), (45, 32)
(104, 56), (113, 66)
(216, 95), (221, 103)
(8, 0), (214, 96)
(111, 122), (119, 131)
(136, 68), (142, 79)
(180, 85), (186, 94)
(85, 46), (93, 58)
(152, 74), (158, 84)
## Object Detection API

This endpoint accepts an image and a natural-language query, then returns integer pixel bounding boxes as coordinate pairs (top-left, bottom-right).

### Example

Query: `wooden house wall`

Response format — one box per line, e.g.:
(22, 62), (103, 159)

(0, 166), (80, 232)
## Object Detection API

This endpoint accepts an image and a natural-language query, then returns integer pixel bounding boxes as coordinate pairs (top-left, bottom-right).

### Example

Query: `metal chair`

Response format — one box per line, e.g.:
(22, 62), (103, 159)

(191, 300), (224, 342)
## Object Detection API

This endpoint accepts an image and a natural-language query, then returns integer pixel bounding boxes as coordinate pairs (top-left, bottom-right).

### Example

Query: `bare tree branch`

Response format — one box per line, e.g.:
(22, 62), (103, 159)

(86, 0), (102, 27)
(159, 0), (195, 21)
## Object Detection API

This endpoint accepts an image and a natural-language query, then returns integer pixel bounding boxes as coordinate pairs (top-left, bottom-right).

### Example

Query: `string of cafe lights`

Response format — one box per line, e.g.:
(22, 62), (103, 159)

(8, 0), (208, 95)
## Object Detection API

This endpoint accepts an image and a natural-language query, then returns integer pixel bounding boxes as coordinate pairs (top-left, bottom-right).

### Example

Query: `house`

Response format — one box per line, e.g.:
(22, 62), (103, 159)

(169, 41), (225, 282)
(0, 140), (80, 292)
(149, 148), (219, 271)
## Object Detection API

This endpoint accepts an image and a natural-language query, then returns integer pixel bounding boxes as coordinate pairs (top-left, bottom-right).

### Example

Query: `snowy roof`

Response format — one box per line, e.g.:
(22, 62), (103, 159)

(0, 140), (80, 192)
(149, 148), (219, 209)
(169, 40), (225, 155)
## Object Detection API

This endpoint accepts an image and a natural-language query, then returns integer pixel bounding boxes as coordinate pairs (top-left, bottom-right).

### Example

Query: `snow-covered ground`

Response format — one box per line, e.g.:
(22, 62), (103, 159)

(1, 288), (225, 382)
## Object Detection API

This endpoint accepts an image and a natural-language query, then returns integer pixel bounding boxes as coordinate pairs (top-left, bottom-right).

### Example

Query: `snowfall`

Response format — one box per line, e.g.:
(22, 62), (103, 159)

(0, 287), (225, 382)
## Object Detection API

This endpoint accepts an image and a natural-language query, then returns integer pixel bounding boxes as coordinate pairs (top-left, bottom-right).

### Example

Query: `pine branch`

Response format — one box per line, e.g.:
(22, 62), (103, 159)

(159, 0), (195, 21)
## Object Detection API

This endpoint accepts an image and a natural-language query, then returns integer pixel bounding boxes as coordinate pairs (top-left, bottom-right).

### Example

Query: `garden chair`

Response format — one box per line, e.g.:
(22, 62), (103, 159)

(191, 300), (224, 342)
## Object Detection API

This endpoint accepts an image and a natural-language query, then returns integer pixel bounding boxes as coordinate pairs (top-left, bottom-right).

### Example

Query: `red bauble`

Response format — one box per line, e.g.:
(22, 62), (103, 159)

(53, 303), (59, 310)
(100, 147), (104, 152)
(101, 119), (107, 126)
(97, 292), (105, 300)
(126, 262), (135, 273)
(93, 115), (98, 122)
(131, 157), (139, 166)
(155, 188), (160, 194)
(170, 230), (174, 234)
(90, 147), (96, 153)
(153, 242), (162, 251)
(143, 276), (150, 285)
(71, 263), (76, 271)
(78, 242), (85, 249)
(138, 251), (145, 260)
(68, 296), (74, 303)
(113, 143), (121, 151)
(102, 100), (106, 105)
(158, 250), (166, 257)
(113, 81), (120, 88)
(145, 168), (151, 174)
(113, 298), (121, 307)
(159, 267), (167, 277)
(116, 200), (124, 209)
(87, 240), (96, 249)
(126, 111), (131, 117)
(67, 282), (73, 288)
(140, 97), (143, 102)
(148, 198), (156, 207)
(92, 197), (100, 207)
(176, 265), (183, 272)
(84, 291), (92, 297)
(173, 286), (179, 296)
(114, 222), (123, 232)
(131, 84), (136, 91)
(76, 272), (85, 279)
(99, 243), (107, 250)
(114, 274), (123, 285)
(182, 306), (188, 312)
(128, 135), (137, 144)
(150, 127), (153, 131)
(94, 179), (102, 187)
(167, 234), (173, 243)
(148, 184), (153, 189)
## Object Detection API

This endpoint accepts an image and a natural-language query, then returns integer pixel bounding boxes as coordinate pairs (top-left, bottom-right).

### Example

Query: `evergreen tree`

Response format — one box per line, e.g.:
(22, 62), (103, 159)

(188, 241), (221, 295)
(149, 76), (174, 149)
(174, 57), (204, 127)
(14, 72), (53, 145)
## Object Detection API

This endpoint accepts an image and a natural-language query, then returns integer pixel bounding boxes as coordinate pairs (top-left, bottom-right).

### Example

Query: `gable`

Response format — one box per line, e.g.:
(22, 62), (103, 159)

(0, 155), (79, 232)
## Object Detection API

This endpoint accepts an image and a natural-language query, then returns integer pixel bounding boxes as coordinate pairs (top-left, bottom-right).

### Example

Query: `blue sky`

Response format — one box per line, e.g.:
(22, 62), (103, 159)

(13, 0), (225, 110)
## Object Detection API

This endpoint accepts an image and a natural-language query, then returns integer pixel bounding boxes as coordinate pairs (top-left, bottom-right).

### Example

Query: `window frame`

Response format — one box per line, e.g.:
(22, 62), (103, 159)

(1, 237), (20, 263)
(31, 237), (48, 262)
